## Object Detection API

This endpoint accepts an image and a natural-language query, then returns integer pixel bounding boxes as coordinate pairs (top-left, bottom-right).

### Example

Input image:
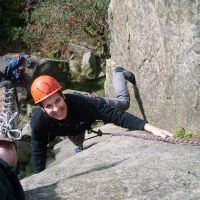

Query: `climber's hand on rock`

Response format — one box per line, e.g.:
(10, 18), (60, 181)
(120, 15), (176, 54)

(144, 123), (174, 138)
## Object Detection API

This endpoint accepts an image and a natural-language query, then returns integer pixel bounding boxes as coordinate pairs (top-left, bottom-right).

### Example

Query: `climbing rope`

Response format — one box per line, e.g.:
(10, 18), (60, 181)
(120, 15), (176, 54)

(0, 87), (21, 140)
(111, 131), (200, 146)
(87, 129), (200, 146)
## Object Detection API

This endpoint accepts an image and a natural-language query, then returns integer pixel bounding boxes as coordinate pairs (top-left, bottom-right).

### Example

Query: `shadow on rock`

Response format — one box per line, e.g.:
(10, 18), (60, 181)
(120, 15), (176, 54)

(84, 142), (98, 150)
(25, 182), (62, 200)
(67, 158), (129, 179)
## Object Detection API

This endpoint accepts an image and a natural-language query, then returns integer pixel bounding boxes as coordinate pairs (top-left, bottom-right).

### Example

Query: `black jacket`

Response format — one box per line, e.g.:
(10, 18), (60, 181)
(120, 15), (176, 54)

(31, 93), (146, 173)
(0, 159), (25, 200)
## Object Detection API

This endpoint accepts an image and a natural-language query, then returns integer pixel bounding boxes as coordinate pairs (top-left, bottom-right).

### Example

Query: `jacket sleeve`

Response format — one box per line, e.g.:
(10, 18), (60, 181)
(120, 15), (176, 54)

(0, 160), (25, 200)
(31, 109), (49, 173)
(0, 183), (9, 200)
(96, 99), (147, 130)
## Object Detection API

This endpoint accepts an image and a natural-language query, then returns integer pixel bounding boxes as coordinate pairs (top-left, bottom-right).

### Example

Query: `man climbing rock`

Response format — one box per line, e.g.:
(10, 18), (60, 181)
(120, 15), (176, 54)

(30, 65), (173, 173)
(0, 81), (25, 200)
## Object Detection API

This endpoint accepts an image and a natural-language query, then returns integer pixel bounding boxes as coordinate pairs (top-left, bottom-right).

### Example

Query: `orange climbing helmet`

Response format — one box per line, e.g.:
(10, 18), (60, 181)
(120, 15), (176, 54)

(31, 75), (62, 104)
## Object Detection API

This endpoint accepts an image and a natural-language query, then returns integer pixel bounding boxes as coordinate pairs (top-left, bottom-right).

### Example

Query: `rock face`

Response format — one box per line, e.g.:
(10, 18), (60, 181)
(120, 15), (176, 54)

(21, 124), (200, 200)
(105, 0), (200, 133)
(81, 51), (98, 79)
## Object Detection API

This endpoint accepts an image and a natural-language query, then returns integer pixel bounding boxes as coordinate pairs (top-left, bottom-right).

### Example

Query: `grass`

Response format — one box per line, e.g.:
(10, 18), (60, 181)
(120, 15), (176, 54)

(175, 127), (200, 139)
(68, 76), (106, 96)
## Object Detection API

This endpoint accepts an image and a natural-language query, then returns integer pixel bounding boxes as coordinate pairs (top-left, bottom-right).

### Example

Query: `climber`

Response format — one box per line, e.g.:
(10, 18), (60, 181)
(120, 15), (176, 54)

(4, 54), (25, 82)
(0, 81), (25, 200)
(30, 65), (173, 173)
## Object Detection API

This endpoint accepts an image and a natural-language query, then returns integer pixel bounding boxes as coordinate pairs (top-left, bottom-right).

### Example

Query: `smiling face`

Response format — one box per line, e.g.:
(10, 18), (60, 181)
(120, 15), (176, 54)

(41, 92), (68, 120)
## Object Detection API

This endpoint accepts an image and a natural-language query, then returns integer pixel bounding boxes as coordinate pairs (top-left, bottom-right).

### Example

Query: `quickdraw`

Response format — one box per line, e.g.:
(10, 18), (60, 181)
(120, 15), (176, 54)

(84, 129), (103, 141)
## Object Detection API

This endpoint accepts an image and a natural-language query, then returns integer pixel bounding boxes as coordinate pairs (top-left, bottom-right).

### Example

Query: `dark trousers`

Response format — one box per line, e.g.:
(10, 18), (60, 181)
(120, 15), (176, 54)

(68, 132), (85, 146)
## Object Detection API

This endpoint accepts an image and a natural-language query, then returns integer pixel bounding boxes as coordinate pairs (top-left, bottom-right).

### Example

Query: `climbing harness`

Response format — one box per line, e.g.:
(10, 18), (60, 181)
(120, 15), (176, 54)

(0, 82), (21, 140)
(86, 129), (200, 146)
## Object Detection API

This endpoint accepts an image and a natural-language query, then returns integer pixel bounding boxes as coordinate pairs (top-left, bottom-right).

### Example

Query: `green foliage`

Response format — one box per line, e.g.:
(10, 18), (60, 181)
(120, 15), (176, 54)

(0, 0), (110, 58)
(69, 76), (105, 96)
(47, 49), (62, 58)
(21, 0), (110, 58)
(0, 0), (26, 48)
(175, 127), (193, 139)
(18, 163), (33, 180)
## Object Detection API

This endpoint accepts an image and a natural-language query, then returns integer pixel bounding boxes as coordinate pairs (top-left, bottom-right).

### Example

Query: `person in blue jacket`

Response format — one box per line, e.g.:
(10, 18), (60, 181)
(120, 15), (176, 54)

(30, 65), (173, 173)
